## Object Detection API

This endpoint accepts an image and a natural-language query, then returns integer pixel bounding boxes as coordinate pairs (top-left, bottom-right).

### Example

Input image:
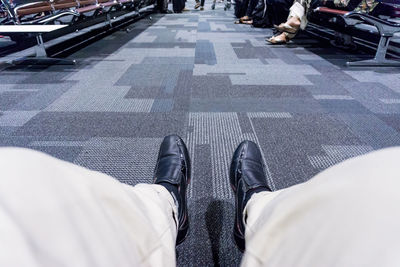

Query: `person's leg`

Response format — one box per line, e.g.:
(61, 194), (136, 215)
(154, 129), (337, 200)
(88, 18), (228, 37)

(200, 0), (205, 9)
(224, 0), (231, 10)
(267, 0), (310, 44)
(267, 0), (292, 25)
(157, 0), (169, 13)
(239, 0), (251, 20)
(0, 135), (190, 267)
(173, 0), (186, 13)
(245, 0), (259, 18)
(238, 146), (400, 267)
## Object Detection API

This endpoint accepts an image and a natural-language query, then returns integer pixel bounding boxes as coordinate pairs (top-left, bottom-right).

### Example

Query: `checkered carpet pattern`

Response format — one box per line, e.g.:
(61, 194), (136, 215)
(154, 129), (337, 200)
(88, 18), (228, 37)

(1, 1), (400, 265)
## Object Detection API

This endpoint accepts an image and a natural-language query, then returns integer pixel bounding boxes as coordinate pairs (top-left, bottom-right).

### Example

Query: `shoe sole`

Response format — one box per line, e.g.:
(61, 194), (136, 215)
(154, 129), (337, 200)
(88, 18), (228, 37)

(176, 137), (191, 245)
(229, 141), (249, 252)
(231, 182), (245, 252)
(176, 221), (189, 245)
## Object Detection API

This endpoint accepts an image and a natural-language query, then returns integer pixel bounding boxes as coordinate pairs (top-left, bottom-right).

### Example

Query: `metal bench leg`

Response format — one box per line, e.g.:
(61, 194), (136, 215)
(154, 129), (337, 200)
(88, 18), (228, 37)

(347, 35), (400, 67)
(12, 33), (76, 66)
(106, 13), (113, 27)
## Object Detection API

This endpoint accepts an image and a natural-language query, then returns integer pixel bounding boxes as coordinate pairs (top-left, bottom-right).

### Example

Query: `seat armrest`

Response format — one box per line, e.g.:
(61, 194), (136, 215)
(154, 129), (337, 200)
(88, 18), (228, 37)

(344, 11), (400, 27)
(314, 7), (349, 15)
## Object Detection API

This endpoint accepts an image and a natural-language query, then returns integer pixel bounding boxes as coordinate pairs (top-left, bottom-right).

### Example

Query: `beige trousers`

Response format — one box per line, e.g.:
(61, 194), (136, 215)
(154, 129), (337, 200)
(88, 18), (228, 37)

(242, 147), (400, 267)
(0, 147), (178, 267)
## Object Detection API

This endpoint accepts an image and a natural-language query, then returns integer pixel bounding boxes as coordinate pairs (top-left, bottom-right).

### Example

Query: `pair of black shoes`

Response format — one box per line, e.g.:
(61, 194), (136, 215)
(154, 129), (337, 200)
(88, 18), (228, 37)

(153, 135), (271, 250)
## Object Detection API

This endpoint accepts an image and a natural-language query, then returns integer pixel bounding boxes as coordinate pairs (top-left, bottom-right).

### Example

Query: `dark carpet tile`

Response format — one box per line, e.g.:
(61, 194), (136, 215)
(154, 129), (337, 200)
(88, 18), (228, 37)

(191, 75), (232, 98)
(337, 114), (400, 149)
(237, 112), (254, 134)
(190, 98), (325, 113)
(252, 114), (364, 189)
(30, 146), (84, 162)
(15, 112), (187, 138)
(177, 144), (242, 266)
(318, 99), (372, 114)
(230, 85), (312, 98)
(125, 86), (166, 99)
(127, 42), (196, 48)
(232, 40), (277, 59)
(377, 114), (400, 133)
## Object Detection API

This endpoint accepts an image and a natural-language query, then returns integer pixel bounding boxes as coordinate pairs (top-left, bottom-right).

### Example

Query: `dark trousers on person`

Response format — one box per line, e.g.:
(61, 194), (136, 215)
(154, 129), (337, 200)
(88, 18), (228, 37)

(266, 0), (292, 25)
(245, 0), (258, 17)
(173, 0), (185, 12)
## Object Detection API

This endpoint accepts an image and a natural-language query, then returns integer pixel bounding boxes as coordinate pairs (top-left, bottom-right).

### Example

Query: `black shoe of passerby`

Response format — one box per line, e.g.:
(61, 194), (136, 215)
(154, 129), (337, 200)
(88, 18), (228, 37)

(229, 140), (271, 251)
(154, 135), (191, 245)
(224, 1), (231, 10)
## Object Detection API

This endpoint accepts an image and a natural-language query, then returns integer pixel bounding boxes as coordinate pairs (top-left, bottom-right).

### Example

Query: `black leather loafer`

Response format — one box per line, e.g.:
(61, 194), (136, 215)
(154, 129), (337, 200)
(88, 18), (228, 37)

(154, 135), (191, 245)
(230, 140), (271, 252)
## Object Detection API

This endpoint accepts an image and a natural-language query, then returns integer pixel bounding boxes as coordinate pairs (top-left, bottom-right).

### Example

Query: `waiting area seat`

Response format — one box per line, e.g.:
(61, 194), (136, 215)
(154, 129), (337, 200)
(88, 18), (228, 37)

(0, 0), (142, 25)
(312, 0), (400, 66)
(14, 1), (53, 17)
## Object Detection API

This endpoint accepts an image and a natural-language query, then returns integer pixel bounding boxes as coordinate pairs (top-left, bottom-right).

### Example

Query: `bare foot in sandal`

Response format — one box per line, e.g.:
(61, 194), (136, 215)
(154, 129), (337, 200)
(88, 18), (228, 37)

(274, 16), (301, 33)
(266, 32), (291, 44)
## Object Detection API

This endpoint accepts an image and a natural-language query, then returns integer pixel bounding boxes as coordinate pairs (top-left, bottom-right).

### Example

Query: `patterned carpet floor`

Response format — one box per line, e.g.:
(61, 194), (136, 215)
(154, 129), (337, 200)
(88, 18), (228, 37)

(1, 1), (400, 265)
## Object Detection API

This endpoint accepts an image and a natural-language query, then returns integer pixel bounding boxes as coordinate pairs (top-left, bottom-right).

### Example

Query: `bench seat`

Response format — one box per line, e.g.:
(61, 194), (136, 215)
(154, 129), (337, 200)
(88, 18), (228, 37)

(52, 0), (79, 10)
(76, 4), (101, 12)
(15, 2), (52, 16)
(313, 7), (400, 66)
(101, 1), (119, 7)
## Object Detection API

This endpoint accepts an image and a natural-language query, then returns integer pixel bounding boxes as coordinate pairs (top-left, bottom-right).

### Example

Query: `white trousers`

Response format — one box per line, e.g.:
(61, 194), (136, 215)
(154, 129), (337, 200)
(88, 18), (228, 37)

(0, 148), (178, 267)
(288, 1), (308, 29)
(242, 147), (400, 267)
(1, 147), (400, 267)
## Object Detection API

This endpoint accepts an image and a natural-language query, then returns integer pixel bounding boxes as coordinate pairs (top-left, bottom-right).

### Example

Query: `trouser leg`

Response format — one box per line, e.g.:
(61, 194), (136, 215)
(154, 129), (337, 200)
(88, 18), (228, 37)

(201, 0), (205, 6)
(245, 0), (258, 16)
(157, 0), (168, 12)
(241, 0), (250, 15)
(288, 0), (311, 29)
(241, 147), (400, 267)
(268, 0), (291, 25)
(0, 148), (178, 267)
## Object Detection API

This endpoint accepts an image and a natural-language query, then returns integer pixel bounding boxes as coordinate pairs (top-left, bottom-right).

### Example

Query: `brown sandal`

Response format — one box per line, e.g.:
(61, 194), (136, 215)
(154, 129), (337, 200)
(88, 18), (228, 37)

(242, 20), (253, 25)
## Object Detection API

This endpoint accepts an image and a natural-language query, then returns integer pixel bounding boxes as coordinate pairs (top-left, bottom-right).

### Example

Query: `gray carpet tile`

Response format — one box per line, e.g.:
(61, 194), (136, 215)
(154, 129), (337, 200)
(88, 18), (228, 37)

(1, 0), (400, 265)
